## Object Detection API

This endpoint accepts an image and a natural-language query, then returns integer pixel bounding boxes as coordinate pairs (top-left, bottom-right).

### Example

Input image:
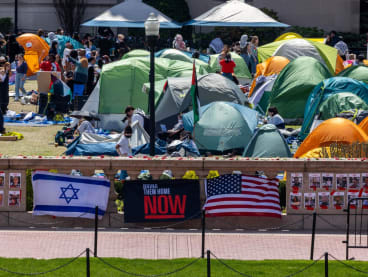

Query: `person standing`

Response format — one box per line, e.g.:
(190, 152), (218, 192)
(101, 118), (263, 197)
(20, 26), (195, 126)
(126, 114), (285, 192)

(116, 125), (133, 156)
(14, 54), (28, 101)
(49, 41), (58, 56)
(250, 36), (259, 64)
(86, 57), (96, 95)
(241, 43), (256, 76)
(0, 56), (10, 114)
(115, 34), (130, 59)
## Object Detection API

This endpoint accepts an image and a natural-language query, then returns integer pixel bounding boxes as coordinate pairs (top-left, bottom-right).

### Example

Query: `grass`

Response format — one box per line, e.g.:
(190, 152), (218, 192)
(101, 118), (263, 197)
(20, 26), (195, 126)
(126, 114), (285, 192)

(0, 258), (367, 276)
(1, 79), (66, 156)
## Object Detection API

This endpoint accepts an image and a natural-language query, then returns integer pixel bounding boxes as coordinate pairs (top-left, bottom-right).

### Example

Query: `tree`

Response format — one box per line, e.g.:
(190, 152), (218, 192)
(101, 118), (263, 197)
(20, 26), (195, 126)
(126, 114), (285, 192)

(53, 0), (86, 35)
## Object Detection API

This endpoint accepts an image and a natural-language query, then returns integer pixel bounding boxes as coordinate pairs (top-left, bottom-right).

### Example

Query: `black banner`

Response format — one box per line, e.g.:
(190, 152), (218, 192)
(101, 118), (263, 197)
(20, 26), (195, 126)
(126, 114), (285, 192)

(124, 179), (201, 223)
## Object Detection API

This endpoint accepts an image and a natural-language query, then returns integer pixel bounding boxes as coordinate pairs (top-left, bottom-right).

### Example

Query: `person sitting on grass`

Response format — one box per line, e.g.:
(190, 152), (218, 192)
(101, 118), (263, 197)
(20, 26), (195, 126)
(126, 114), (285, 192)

(264, 106), (285, 129)
(116, 125), (132, 157)
(76, 117), (95, 135)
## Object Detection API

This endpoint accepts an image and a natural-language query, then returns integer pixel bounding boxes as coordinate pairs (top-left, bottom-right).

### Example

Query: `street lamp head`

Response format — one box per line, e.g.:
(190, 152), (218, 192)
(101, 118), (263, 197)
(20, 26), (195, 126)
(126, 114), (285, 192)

(145, 13), (160, 37)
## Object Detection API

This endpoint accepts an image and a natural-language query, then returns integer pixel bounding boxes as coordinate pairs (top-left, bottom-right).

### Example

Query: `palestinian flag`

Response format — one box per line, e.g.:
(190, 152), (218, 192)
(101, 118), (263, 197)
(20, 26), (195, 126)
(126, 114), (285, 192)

(190, 61), (200, 124)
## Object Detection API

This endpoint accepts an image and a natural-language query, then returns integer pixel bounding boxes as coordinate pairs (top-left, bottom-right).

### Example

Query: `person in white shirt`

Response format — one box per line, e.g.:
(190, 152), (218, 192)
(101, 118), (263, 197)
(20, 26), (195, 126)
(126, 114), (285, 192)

(264, 106), (285, 129)
(116, 125), (133, 156)
(76, 117), (95, 135)
(123, 105), (144, 127)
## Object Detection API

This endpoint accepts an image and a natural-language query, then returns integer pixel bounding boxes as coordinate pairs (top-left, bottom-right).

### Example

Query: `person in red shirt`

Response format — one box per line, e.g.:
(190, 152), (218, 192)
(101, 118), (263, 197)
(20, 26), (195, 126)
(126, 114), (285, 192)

(219, 53), (236, 81)
(39, 55), (52, 71)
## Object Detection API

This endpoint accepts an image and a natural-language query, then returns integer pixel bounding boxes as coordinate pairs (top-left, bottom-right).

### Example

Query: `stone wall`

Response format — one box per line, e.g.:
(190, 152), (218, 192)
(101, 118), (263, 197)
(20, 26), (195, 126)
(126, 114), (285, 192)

(0, 157), (363, 230)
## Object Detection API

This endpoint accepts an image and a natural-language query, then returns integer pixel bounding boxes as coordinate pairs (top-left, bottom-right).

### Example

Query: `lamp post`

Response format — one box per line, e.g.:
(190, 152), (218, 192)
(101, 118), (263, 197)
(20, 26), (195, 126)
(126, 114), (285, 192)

(145, 13), (160, 156)
(14, 0), (18, 33)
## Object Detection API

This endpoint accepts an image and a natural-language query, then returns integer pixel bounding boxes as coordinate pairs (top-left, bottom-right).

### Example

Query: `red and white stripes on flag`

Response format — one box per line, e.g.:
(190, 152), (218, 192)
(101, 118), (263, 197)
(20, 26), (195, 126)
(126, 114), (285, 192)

(204, 174), (281, 218)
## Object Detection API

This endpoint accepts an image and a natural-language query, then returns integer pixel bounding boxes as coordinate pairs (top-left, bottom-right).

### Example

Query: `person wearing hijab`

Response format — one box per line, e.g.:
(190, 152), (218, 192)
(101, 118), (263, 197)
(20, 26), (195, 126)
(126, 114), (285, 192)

(209, 37), (224, 54)
(239, 34), (248, 50)
(173, 34), (186, 51)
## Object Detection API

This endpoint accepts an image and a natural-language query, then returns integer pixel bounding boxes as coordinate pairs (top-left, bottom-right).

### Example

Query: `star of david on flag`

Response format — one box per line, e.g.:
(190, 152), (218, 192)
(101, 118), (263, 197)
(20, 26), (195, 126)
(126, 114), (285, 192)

(59, 184), (79, 204)
(32, 172), (110, 219)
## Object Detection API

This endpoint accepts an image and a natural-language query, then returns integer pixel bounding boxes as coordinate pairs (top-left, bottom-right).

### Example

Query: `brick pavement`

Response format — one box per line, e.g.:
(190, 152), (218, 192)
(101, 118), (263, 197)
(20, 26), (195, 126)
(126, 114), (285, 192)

(0, 229), (366, 260)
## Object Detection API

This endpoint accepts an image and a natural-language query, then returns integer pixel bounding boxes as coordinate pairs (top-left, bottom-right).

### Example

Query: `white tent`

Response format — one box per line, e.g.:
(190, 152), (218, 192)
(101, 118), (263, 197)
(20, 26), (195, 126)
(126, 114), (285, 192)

(185, 0), (289, 27)
(82, 0), (181, 28)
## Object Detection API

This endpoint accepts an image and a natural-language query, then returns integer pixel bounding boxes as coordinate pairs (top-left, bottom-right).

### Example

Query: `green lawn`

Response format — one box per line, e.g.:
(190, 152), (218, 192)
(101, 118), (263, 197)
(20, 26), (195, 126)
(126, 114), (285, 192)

(0, 257), (367, 277)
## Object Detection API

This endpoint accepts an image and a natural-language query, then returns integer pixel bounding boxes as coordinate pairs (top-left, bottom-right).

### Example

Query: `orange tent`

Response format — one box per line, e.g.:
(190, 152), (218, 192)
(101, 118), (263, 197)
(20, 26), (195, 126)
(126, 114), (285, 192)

(249, 56), (290, 97)
(294, 118), (368, 158)
(16, 34), (50, 76)
(359, 117), (368, 136)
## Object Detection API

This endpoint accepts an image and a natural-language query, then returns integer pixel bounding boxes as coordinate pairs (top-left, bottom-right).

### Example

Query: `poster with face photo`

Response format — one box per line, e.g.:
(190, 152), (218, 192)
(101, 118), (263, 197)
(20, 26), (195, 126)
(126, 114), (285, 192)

(362, 174), (368, 189)
(348, 174), (360, 189)
(347, 191), (359, 209)
(291, 173), (303, 190)
(0, 172), (4, 187)
(8, 190), (20, 207)
(336, 174), (348, 190)
(318, 192), (330, 209)
(321, 173), (333, 190)
(0, 190), (4, 207)
(290, 192), (301, 210)
(332, 192), (345, 210)
(304, 193), (316, 210)
(9, 173), (21, 188)
(309, 173), (321, 190)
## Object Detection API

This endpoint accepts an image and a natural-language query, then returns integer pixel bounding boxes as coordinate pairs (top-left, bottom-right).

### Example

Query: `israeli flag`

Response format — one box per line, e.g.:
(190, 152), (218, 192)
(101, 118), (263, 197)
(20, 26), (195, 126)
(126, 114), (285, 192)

(32, 172), (110, 219)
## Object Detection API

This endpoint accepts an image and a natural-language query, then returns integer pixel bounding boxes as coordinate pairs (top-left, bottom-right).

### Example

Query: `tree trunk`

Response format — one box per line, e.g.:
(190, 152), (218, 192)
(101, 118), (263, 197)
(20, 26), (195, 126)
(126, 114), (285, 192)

(53, 0), (86, 35)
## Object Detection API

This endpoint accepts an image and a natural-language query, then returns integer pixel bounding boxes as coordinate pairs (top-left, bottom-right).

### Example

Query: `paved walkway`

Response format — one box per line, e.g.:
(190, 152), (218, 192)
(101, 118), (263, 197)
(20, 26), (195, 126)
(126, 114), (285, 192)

(0, 228), (366, 260)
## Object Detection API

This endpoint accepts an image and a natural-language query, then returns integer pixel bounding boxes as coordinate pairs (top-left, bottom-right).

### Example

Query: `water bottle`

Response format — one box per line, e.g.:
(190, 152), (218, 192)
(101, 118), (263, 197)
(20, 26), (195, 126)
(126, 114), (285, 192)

(292, 140), (298, 150)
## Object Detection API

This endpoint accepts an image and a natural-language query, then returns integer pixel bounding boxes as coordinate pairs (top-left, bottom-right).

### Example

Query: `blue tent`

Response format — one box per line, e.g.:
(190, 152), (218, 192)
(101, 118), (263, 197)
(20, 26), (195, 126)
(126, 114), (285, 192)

(184, 0), (289, 27)
(46, 35), (83, 57)
(300, 77), (368, 140)
(82, 0), (181, 29)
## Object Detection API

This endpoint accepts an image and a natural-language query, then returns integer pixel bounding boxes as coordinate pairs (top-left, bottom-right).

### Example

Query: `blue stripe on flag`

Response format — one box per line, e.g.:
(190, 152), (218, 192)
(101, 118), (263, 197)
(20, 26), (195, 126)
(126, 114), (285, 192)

(34, 205), (105, 216)
(32, 173), (110, 188)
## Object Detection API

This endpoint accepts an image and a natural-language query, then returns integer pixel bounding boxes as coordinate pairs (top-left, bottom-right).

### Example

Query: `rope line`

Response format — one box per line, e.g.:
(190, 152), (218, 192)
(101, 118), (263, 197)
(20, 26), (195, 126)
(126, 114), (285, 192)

(328, 253), (368, 274)
(282, 254), (324, 277)
(0, 250), (85, 276)
(317, 215), (346, 231)
(94, 253), (201, 277)
(210, 251), (253, 277)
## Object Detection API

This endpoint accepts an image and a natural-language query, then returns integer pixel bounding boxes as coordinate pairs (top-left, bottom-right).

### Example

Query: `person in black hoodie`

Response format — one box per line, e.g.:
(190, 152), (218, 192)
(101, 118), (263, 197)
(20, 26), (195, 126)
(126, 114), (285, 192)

(0, 56), (10, 114)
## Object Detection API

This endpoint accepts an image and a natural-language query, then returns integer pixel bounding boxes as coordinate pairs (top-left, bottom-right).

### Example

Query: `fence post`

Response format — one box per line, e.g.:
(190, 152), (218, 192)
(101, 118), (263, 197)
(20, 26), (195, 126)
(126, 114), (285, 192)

(86, 248), (90, 277)
(201, 210), (206, 258)
(310, 212), (317, 260)
(94, 206), (98, 257)
(324, 252), (328, 277)
(207, 250), (211, 277)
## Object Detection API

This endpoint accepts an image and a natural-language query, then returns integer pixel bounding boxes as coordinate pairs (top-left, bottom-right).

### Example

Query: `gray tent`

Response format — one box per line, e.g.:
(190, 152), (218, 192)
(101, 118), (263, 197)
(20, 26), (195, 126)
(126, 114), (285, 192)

(243, 124), (292, 158)
(152, 73), (248, 130)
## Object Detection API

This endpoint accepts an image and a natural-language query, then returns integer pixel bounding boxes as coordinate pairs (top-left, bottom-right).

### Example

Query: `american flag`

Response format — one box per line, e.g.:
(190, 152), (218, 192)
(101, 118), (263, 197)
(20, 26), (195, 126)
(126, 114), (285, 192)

(204, 174), (281, 218)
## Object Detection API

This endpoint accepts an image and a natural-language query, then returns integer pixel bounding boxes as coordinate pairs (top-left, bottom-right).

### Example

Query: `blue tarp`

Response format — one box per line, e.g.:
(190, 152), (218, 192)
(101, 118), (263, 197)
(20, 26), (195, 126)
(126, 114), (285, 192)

(65, 137), (118, 156)
(46, 35), (83, 57)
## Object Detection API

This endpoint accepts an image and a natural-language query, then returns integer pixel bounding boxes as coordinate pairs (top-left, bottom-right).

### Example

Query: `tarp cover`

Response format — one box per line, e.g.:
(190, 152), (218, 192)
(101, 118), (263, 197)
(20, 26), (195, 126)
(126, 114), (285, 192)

(82, 0), (181, 28)
(243, 124), (292, 158)
(185, 0), (289, 27)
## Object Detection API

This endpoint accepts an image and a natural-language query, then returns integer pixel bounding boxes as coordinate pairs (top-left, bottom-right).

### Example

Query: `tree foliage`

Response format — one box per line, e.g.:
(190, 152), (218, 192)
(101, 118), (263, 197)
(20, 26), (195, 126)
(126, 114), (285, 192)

(142, 0), (191, 23)
(0, 18), (13, 34)
(53, 0), (86, 35)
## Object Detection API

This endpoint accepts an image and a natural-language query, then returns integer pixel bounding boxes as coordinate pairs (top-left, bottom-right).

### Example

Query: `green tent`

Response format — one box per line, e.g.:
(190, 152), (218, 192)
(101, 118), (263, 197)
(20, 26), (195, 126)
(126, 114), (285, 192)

(82, 57), (207, 131)
(338, 65), (368, 83)
(258, 38), (341, 74)
(300, 77), (368, 140)
(318, 92), (368, 120)
(122, 49), (149, 59)
(268, 57), (332, 119)
(155, 48), (209, 70)
(243, 124), (292, 158)
(208, 52), (252, 80)
(193, 102), (258, 152)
